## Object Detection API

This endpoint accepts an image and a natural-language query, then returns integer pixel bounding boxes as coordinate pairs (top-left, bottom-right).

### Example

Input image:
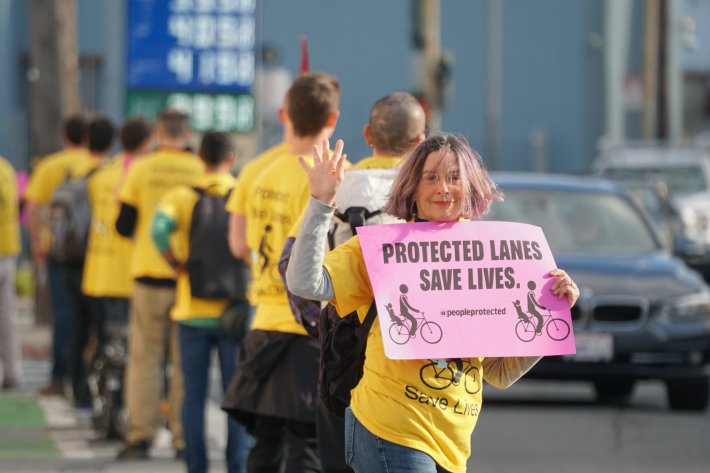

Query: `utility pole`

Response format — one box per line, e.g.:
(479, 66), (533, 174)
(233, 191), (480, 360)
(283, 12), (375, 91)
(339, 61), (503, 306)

(604, 0), (633, 145)
(642, 0), (660, 141)
(28, 0), (81, 159)
(27, 0), (80, 325)
(486, 0), (502, 170)
(665, 0), (683, 143)
(417, 0), (443, 132)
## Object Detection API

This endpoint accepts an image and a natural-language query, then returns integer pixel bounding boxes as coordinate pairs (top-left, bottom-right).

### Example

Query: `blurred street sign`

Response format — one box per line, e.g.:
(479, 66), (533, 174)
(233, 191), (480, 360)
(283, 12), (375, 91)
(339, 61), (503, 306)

(126, 0), (255, 92)
(125, 0), (256, 132)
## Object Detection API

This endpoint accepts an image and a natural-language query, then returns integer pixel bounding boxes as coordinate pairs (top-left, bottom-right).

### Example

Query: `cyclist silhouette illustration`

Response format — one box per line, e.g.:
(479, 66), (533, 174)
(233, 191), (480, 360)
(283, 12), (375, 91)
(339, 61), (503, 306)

(512, 296), (571, 342)
(512, 300), (531, 324)
(258, 224), (273, 273)
(420, 358), (480, 394)
(399, 284), (420, 337)
(526, 280), (546, 334)
(385, 302), (403, 326)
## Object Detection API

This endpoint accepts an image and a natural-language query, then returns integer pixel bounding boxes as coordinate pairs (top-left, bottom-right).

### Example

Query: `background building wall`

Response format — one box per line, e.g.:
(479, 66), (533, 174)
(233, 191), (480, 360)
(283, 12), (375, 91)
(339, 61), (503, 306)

(10, 0), (706, 175)
(0, 0), (27, 169)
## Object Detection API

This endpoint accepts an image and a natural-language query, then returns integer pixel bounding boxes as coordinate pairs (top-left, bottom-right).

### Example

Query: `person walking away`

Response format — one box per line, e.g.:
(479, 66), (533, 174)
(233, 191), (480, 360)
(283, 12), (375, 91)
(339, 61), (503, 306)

(222, 71), (341, 473)
(152, 131), (250, 473)
(81, 117), (154, 433)
(25, 115), (90, 396)
(60, 115), (116, 410)
(280, 91), (426, 473)
(115, 109), (203, 460)
(286, 134), (580, 472)
(0, 155), (22, 390)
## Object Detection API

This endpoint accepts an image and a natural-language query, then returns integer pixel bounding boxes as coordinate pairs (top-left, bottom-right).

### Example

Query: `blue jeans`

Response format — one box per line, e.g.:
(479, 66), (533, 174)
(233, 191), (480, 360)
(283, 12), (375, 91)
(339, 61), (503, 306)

(344, 408), (451, 473)
(179, 323), (250, 473)
(48, 259), (70, 380)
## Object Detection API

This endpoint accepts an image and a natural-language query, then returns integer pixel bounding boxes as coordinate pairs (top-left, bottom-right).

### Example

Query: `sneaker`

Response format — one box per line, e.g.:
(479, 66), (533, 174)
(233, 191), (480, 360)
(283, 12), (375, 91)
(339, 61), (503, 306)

(39, 379), (65, 396)
(116, 441), (150, 460)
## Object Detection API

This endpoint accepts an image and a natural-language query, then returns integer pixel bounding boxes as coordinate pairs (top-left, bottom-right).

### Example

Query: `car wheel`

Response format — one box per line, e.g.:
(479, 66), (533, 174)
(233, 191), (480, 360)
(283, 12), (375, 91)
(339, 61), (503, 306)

(666, 377), (710, 411)
(593, 379), (635, 404)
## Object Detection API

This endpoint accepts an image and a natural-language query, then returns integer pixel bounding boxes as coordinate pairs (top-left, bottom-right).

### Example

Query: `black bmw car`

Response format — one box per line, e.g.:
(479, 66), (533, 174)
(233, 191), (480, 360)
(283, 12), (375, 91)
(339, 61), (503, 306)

(483, 173), (710, 411)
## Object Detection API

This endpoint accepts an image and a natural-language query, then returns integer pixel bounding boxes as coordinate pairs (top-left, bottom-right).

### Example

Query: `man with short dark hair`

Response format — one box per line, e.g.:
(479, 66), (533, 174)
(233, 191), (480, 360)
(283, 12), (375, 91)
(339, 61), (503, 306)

(280, 91), (426, 473)
(25, 114), (90, 397)
(152, 131), (249, 473)
(223, 71), (340, 473)
(116, 108), (203, 460)
(60, 115), (117, 410)
(81, 117), (154, 425)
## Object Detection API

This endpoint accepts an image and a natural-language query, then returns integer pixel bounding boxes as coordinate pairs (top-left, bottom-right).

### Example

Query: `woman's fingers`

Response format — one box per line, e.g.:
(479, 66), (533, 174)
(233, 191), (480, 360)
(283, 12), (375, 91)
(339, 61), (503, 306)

(331, 139), (344, 162)
(548, 268), (580, 307)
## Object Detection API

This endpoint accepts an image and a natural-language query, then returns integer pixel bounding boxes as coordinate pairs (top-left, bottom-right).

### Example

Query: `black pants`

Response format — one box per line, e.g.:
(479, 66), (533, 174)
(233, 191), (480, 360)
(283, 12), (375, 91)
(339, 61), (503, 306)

(87, 296), (130, 366)
(316, 399), (353, 473)
(62, 265), (93, 406)
(247, 414), (320, 473)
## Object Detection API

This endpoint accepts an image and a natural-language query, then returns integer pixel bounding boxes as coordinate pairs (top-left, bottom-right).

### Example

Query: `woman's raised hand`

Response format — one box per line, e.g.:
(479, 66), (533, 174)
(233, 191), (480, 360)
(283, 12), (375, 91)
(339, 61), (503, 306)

(299, 138), (346, 206)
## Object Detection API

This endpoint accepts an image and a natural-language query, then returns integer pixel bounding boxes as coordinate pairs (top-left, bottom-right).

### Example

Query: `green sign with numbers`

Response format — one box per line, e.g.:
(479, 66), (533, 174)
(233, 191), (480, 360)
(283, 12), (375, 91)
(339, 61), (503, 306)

(125, 91), (254, 133)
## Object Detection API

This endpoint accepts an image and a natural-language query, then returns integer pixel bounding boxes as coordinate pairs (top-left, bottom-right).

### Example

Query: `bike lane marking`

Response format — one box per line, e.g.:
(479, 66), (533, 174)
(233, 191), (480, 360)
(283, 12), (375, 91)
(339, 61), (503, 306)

(0, 392), (60, 459)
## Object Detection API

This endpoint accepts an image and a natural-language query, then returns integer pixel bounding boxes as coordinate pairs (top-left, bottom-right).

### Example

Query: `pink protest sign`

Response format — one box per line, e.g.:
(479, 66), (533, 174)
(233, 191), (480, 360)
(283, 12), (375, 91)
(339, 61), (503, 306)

(357, 220), (576, 360)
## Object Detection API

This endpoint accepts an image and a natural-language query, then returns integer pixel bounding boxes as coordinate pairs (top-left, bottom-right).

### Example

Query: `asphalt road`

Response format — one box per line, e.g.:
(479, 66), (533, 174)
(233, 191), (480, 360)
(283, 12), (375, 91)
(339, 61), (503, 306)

(469, 379), (710, 473)
(3, 375), (709, 472)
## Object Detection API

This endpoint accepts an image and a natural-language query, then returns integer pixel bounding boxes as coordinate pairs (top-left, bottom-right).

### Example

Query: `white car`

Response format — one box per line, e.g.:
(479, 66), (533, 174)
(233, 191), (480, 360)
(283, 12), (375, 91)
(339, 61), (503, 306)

(594, 145), (710, 278)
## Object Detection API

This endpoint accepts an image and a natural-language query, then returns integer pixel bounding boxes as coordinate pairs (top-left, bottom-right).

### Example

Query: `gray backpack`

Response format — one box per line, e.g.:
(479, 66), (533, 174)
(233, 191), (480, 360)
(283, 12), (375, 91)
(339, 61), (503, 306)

(48, 170), (96, 264)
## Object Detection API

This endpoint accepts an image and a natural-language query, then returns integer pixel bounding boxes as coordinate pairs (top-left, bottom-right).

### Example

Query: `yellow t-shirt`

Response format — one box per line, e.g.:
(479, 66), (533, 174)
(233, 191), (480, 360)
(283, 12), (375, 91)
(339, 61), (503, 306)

(247, 153), (313, 334)
(81, 157), (135, 297)
(226, 142), (289, 215)
(353, 155), (402, 170)
(324, 236), (483, 473)
(24, 148), (91, 205)
(0, 157), (20, 257)
(158, 173), (236, 321)
(71, 156), (105, 179)
(119, 148), (204, 279)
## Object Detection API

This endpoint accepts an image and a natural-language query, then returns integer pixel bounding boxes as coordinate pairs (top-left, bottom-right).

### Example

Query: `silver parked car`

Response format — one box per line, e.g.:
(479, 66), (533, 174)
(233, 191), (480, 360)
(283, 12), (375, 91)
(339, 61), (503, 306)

(594, 145), (710, 278)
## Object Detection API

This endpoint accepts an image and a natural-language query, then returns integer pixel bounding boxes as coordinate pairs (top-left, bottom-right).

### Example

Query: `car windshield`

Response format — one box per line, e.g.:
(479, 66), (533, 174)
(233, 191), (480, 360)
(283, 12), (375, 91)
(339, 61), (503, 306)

(601, 166), (707, 196)
(617, 184), (667, 223)
(483, 190), (659, 253)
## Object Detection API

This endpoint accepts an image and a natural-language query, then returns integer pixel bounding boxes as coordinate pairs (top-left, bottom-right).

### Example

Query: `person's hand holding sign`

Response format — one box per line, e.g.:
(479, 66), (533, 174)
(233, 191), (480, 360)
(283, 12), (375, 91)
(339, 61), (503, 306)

(548, 268), (579, 308)
(299, 138), (346, 206)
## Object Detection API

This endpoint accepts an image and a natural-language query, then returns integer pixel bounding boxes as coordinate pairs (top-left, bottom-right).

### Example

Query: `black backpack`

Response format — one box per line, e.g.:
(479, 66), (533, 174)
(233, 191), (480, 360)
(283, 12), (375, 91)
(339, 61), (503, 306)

(48, 169), (97, 264)
(319, 301), (377, 418)
(187, 186), (249, 300)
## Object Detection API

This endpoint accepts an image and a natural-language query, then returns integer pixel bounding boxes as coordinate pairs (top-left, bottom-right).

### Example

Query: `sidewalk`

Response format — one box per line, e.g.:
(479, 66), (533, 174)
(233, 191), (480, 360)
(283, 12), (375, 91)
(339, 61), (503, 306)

(0, 297), (230, 473)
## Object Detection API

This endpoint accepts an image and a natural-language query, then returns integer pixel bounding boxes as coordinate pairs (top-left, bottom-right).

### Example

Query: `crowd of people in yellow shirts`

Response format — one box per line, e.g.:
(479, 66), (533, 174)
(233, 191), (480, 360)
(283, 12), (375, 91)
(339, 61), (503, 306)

(0, 70), (578, 473)
(0, 71), (430, 473)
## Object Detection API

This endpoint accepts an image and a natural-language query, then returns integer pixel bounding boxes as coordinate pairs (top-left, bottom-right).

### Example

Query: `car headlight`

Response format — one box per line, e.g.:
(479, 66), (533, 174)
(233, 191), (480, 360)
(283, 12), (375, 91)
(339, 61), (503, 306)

(659, 291), (710, 320)
(680, 208), (710, 241)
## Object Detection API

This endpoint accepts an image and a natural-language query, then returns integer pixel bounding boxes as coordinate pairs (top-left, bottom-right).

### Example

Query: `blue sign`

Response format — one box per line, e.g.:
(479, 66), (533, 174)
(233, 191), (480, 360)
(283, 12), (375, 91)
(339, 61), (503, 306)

(126, 0), (255, 92)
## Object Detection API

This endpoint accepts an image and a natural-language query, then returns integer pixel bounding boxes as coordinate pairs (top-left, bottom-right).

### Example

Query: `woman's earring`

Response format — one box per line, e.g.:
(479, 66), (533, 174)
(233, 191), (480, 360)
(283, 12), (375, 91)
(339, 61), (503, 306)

(410, 202), (417, 219)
